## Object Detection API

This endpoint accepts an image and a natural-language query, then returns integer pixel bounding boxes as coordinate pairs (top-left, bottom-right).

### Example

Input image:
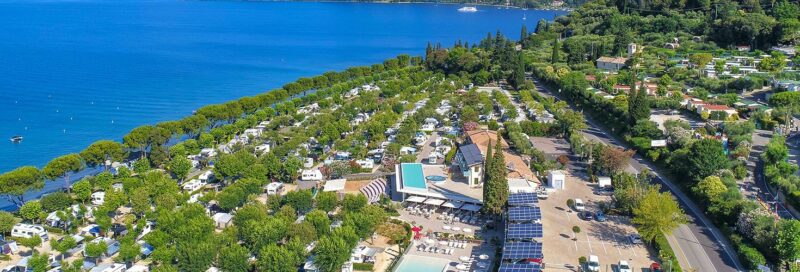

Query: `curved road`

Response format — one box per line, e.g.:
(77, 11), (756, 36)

(531, 79), (743, 272)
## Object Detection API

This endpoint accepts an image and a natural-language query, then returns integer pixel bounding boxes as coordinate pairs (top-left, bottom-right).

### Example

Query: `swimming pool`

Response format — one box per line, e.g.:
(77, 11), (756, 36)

(394, 254), (450, 272)
(401, 163), (427, 190)
(426, 175), (446, 182)
(426, 175), (447, 185)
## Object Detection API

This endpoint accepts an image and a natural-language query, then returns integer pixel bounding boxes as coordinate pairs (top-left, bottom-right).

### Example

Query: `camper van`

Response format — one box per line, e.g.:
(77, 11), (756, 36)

(265, 182), (284, 195)
(356, 160), (374, 169)
(11, 223), (48, 241)
(182, 179), (207, 193)
(301, 169), (323, 181)
(198, 170), (215, 182)
(91, 192), (105, 206)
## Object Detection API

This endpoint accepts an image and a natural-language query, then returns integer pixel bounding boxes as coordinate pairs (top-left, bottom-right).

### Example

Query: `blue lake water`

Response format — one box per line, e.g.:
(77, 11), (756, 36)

(0, 0), (562, 181)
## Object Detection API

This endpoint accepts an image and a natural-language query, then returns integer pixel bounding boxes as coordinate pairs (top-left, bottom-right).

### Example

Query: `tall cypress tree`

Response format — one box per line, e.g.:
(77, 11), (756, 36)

(491, 139), (507, 210)
(511, 53), (526, 90)
(520, 24), (528, 42)
(535, 19), (548, 34)
(425, 42), (432, 59)
(483, 139), (508, 215)
(551, 37), (560, 63)
(484, 140), (493, 183)
(482, 140), (494, 214)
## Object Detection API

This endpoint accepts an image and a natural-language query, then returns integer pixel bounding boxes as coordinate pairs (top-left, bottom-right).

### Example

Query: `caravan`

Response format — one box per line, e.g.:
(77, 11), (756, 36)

(11, 223), (48, 241)
(182, 179), (207, 193)
(265, 182), (284, 195)
(91, 192), (105, 206)
(356, 160), (374, 169)
(301, 169), (323, 181)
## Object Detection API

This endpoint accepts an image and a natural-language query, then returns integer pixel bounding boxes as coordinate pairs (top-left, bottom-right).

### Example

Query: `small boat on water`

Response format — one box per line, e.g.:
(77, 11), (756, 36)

(458, 6), (478, 12)
(10, 135), (23, 143)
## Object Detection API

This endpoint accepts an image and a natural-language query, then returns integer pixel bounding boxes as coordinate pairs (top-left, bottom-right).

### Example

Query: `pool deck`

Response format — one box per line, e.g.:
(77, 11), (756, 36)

(396, 208), (501, 272)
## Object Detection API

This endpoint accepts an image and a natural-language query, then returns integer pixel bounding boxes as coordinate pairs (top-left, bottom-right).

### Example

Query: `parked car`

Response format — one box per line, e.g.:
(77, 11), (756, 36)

(574, 199), (585, 211)
(629, 234), (643, 244)
(618, 260), (632, 272)
(587, 255), (600, 272)
(649, 262), (662, 272)
(536, 190), (548, 199)
(578, 211), (593, 221)
(594, 210), (606, 222)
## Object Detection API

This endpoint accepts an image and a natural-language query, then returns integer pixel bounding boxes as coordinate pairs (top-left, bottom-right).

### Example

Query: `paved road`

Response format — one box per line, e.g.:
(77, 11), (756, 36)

(747, 130), (799, 219)
(530, 79), (743, 272)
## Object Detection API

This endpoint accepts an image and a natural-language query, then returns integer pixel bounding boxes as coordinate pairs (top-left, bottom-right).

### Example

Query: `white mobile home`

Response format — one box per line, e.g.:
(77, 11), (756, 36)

(91, 192), (105, 206)
(265, 182), (284, 195)
(597, 176), (612, 188)
(182, 179), (207, 193)
(356, 160), (374, 169)
(399, 146), (417, 155)
(304, 157), (315, 169)
(255, 144), (271, 154)
(89, 263), (126, 272)
(199, 170), (215, 182)
(301, 169), (324, 181)
(243, 128), (262, 138)
(199, 148), (217, 158)
(11, 223), (48, 241)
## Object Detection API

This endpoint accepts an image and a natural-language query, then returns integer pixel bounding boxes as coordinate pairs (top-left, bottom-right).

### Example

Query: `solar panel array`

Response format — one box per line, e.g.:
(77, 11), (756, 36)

(502, 242), (543, 259)
(508, 193), (538, 206)
(498, 263), (541, 272)
(506, 223), (543, 239)
(508, 206), (542, 222)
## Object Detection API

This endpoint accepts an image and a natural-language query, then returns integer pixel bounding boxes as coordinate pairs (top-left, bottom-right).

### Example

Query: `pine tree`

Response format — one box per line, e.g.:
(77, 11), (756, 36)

(551, 37), (560, 63)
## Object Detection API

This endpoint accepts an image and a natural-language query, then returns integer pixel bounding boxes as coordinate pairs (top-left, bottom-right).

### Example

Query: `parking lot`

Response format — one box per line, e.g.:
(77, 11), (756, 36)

(540, 169), (657, 271)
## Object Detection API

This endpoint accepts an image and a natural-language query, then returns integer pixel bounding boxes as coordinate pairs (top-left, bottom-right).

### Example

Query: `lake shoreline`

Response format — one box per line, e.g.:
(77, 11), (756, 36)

(0, 0), (565, 209)
(205, 0), (575, 11)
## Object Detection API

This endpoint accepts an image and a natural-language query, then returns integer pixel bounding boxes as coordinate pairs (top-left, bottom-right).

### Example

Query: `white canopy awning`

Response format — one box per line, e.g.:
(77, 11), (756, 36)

(406, 196), (427, 203)
(424, 198), (445, 206)
(442, 201), (462, 209)
(461, 204), (481, 212)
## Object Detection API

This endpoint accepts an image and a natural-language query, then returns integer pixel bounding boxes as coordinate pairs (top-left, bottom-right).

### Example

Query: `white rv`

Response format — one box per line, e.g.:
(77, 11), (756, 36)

(91, 192), (106, 206)
(265, 182), (284, 195)
(182, 179), (207, 192)
(301, 169), (323, 181)
(11, 223), (48, 241)
(356, 160), (374, 169)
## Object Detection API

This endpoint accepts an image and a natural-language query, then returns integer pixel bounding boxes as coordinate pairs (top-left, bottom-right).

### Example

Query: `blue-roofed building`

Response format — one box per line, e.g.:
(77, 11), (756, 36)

(455, 143), (484, 186)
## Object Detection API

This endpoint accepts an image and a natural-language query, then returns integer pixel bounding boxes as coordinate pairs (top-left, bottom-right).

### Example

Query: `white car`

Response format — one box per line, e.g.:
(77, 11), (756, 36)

(618, 260), (632, 272)
(629, 234), (643, 244)
(587, 255), (600, 272)
(574, 198), (585, 211)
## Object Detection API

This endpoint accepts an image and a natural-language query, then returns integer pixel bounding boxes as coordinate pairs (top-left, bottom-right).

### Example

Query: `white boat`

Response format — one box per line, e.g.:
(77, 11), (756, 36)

(458, 6), (478, 12)
(10, 135), (22, 143)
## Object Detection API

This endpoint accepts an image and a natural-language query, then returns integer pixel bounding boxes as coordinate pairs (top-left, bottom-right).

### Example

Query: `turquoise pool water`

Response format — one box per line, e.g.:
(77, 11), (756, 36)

(401, 163), (427, 190)
(394, 254), (450, 272)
